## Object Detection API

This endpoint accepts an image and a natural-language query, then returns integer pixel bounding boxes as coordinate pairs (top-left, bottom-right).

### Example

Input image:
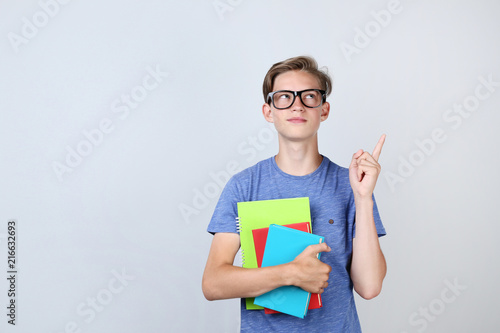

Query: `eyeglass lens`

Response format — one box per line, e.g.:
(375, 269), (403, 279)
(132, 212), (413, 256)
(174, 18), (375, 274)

(273, 90), (323, 109)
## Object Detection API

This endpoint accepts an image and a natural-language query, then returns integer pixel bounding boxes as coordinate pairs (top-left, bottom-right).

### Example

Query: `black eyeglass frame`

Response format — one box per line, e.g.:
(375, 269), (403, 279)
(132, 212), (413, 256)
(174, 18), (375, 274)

(267, 89), (327, 110)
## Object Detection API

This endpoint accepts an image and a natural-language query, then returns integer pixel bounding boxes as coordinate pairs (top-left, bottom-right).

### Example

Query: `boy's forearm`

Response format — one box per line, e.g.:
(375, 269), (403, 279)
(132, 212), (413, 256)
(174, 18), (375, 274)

(203, 262), (293, 301)
(350, 197), (387, 299)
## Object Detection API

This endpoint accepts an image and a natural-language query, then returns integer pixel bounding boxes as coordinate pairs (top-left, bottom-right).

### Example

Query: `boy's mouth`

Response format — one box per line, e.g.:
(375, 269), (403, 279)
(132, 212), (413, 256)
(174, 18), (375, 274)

(287, 117), (306, 123)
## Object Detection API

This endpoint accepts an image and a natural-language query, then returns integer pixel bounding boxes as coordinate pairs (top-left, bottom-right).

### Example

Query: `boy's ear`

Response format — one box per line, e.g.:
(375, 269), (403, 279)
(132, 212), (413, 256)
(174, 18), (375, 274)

(262, 103), (274, 123)
(320, 101), (330, 122)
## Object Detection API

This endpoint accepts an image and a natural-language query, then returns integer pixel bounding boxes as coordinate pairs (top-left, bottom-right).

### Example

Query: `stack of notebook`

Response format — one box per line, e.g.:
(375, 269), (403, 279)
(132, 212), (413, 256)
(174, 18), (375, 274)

(236, 197), (325, 319)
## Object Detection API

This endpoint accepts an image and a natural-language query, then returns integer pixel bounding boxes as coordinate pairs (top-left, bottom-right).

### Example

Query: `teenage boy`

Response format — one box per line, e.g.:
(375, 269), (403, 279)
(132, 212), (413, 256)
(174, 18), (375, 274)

(202, 56), (387, 332)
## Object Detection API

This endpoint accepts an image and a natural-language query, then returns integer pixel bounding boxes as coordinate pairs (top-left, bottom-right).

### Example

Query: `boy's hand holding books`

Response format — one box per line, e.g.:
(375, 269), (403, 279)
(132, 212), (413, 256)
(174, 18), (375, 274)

(287, 242), (332, 294)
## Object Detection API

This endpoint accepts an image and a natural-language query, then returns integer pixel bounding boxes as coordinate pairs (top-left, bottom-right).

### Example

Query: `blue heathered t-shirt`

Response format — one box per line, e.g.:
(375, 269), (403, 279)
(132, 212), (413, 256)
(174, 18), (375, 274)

(207, 155), (386, 333)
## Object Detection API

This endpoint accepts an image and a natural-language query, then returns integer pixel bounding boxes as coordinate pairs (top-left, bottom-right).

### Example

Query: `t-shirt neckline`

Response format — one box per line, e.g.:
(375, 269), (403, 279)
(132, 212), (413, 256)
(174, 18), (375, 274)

(270, 154), (329, 180)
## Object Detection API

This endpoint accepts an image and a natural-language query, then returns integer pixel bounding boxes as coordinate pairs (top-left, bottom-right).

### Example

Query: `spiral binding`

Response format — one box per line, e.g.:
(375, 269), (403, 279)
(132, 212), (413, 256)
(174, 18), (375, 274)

(236, 217), (244, 265)
(240, 249), (245, 266)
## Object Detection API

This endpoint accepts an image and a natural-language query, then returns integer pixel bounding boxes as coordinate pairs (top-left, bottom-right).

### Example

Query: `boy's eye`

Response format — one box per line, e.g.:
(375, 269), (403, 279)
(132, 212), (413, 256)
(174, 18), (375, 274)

(278, 93), (291, 99)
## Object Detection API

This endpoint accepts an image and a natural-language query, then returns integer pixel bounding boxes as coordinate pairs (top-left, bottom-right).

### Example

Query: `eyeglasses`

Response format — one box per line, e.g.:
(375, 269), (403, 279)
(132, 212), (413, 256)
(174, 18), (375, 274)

(267, 89), (326, 110)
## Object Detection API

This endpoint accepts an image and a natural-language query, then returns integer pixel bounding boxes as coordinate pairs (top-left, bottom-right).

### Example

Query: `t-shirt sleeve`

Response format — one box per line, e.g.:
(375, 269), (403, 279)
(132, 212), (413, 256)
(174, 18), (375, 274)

(349, 193), (386, 238)
(207, 177), (241, 235)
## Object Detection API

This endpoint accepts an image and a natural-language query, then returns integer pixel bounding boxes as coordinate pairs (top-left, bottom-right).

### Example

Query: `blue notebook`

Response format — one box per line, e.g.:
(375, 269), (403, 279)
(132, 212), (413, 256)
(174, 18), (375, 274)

(253, 224), (325, 319)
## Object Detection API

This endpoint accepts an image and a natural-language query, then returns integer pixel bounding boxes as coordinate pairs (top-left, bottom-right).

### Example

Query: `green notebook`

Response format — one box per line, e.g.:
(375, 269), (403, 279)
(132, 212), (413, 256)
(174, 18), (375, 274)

(236, 197), (311, 310)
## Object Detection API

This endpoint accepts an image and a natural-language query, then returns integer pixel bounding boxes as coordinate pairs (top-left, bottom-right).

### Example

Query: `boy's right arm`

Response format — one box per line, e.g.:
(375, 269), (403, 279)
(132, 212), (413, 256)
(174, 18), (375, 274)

(202, 232), (332, 301)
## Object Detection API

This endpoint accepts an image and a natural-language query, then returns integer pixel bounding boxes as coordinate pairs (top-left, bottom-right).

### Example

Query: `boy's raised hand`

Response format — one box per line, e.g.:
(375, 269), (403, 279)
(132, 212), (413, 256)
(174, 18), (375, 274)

(349, 134), (386, 200)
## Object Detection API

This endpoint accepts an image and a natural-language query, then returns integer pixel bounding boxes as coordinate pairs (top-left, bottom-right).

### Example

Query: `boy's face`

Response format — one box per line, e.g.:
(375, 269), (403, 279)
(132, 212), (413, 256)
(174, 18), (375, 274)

(262, 70), (330, 143)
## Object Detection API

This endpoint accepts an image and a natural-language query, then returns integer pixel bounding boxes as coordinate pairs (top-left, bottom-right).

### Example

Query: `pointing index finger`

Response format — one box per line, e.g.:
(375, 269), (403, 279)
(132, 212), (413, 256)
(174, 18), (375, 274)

(372, 134), (386, 161)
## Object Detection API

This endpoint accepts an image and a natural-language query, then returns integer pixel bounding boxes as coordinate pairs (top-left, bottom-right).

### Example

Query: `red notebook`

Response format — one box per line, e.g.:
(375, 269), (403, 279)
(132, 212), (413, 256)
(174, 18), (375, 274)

(252, 222), (323, 314)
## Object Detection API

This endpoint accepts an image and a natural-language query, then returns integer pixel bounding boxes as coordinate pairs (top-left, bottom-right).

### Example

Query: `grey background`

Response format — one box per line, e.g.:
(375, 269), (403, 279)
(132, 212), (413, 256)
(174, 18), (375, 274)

(1, 0), (499, 332)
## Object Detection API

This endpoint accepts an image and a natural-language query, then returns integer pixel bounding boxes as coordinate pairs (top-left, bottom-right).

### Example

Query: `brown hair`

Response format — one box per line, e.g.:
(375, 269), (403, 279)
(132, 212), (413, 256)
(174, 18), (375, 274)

(262, 56), (332, 102)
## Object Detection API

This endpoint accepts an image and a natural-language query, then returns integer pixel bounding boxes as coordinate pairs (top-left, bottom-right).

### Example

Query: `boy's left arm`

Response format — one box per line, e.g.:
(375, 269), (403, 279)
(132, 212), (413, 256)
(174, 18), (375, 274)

(348, 135), (387, 300)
